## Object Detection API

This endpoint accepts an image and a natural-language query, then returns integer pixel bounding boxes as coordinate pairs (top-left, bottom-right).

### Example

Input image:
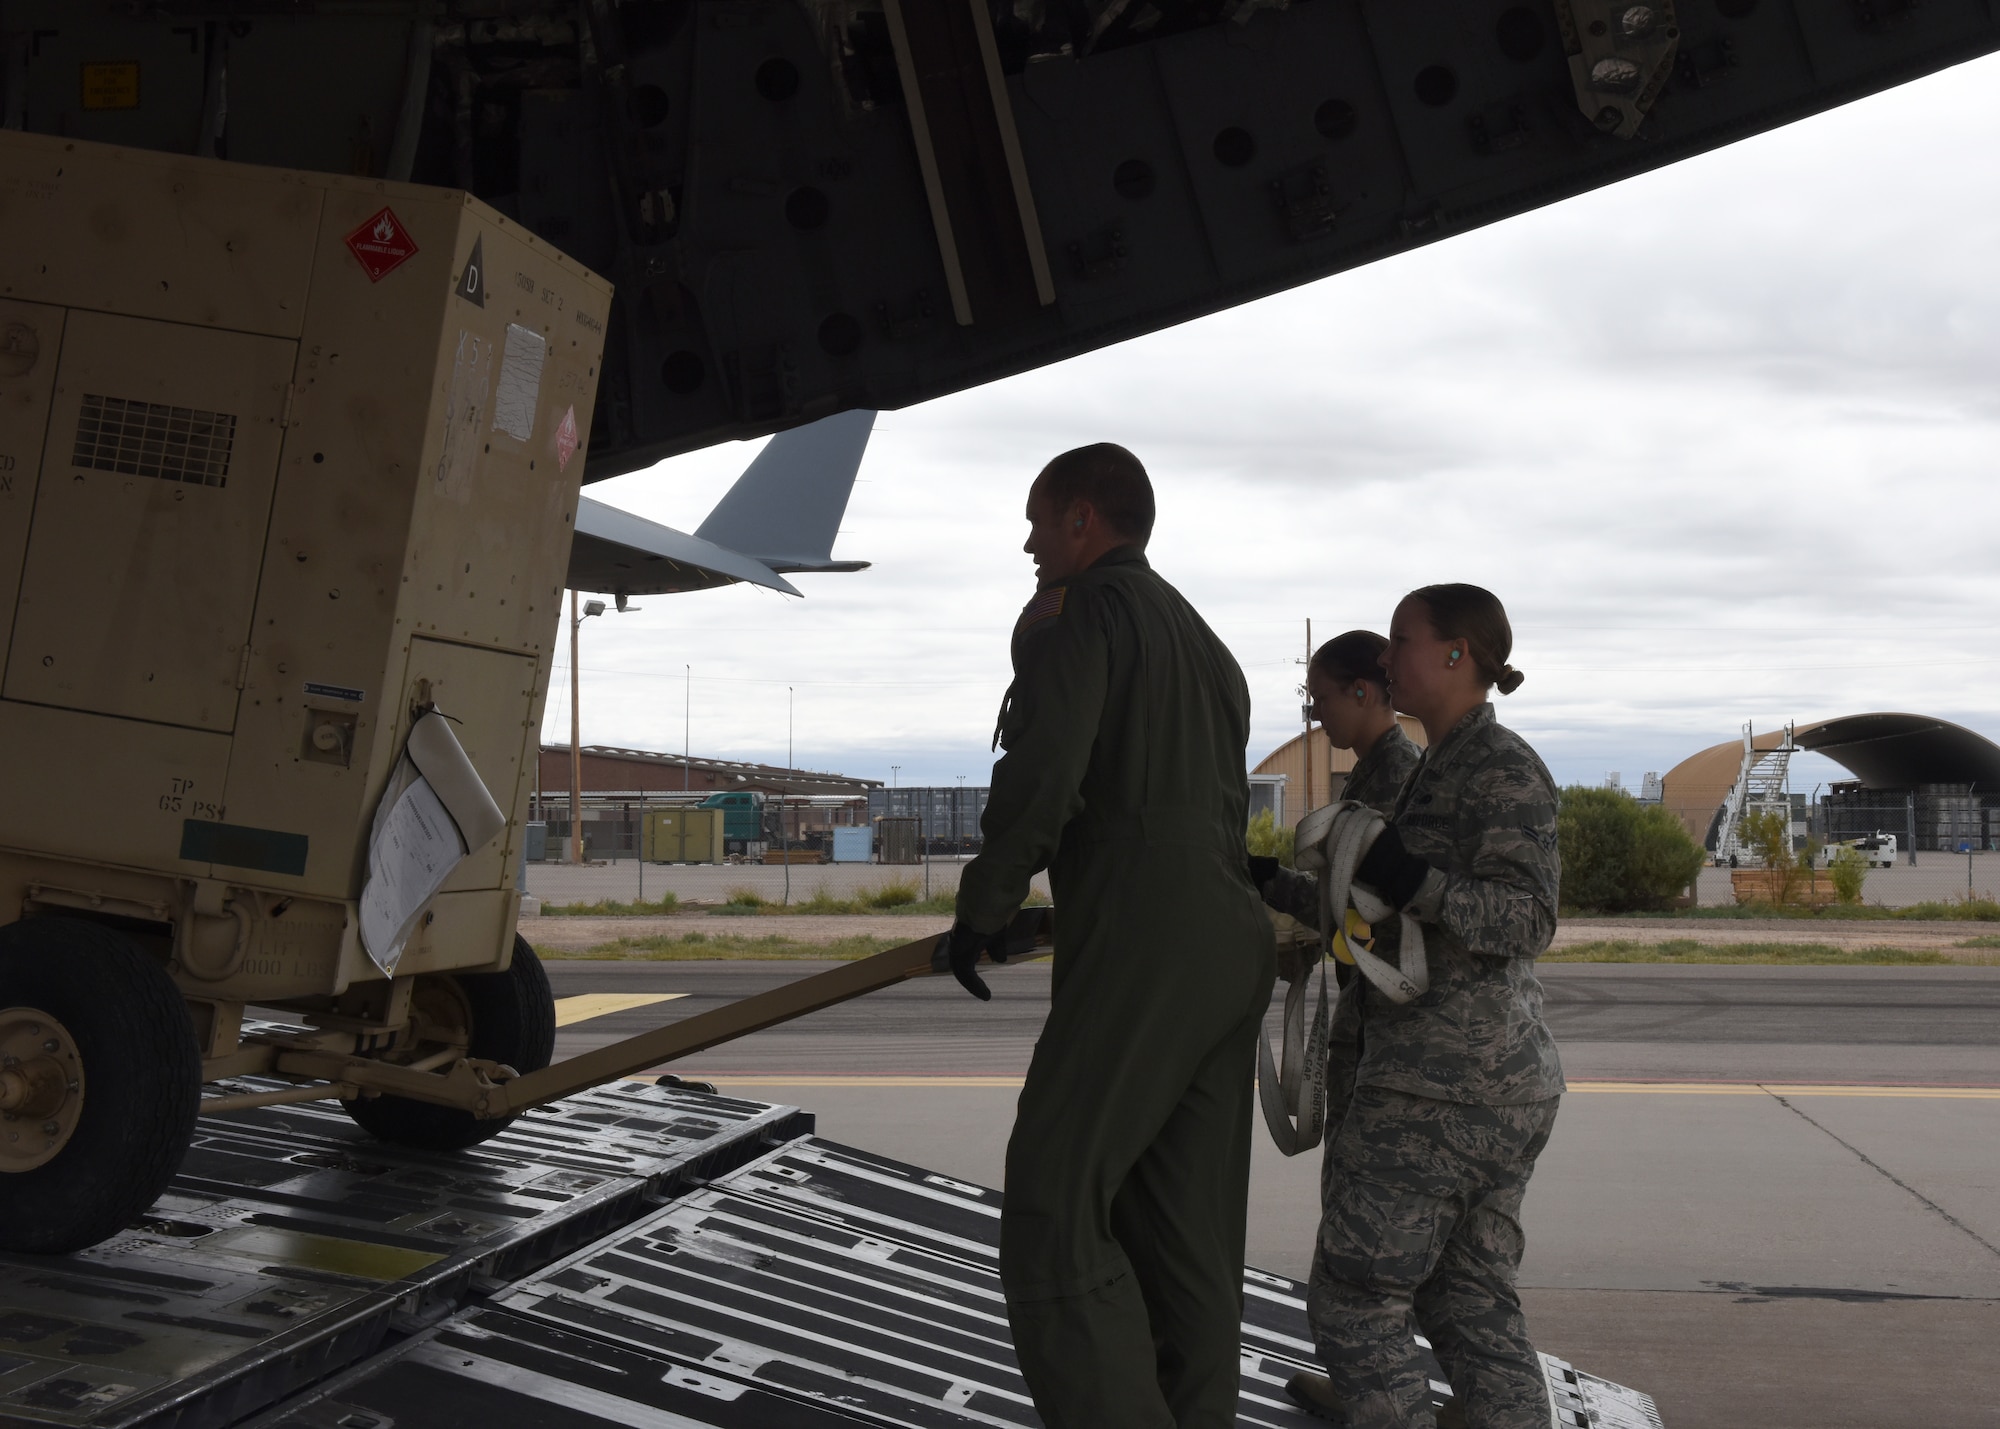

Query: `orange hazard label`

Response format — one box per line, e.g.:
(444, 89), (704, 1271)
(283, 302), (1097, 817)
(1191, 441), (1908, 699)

(344, 207), (419, 282)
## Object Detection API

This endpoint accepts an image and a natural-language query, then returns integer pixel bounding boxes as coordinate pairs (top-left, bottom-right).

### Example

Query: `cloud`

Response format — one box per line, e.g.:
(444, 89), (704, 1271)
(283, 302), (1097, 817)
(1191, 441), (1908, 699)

(560, 57), (2000, 796)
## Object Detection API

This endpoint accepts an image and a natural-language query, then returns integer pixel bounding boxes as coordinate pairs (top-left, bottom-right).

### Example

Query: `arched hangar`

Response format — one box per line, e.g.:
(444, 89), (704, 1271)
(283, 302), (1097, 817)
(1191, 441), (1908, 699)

(1662, 713), (2000, 855)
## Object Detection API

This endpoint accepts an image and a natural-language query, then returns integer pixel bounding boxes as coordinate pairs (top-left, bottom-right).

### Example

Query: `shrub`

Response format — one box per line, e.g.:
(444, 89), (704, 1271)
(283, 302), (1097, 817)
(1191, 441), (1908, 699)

(865, 880), (920, 909)
(1247, 808), (1296, 868)
(1738, 807), (1821, 905)
(1827, 845), (1867, 905)
(794, 884), (849, 913)
(1558, 787), (1705, 914)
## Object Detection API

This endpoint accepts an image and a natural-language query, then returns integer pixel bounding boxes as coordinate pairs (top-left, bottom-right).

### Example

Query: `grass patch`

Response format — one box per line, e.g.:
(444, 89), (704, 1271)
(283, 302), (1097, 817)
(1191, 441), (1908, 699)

(1955, 933), (2000, 949)
(699, 881), (1047, 918)
(537, 894), (680, 917)
(1578, 897), (2000, 923)
(1546, 939), (1965, 965)
(542, 930), (906, 961)
(706, 887), (774, 916)
(1893, 899), (2000, 921)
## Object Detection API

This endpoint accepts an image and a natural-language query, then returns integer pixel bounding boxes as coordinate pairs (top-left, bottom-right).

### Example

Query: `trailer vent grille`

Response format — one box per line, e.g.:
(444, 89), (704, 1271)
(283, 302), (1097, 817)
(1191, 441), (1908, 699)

(72, 393), (237, 488)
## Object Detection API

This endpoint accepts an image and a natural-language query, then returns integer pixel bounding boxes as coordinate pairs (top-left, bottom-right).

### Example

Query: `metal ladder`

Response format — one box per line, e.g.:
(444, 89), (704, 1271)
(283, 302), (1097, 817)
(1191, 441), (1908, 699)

(1714, 721), (1797, 866)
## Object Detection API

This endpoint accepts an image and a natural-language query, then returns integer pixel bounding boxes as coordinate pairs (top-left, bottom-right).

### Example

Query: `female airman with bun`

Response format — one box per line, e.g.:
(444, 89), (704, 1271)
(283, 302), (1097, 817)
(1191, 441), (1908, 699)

(1285, 584), (1564, 1429)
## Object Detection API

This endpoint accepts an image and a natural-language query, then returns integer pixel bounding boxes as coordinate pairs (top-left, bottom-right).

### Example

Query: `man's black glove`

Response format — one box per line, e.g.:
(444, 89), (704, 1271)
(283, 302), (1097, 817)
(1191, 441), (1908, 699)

(1355, 823), (1433, 908)
(942, 921), (1010, 1001)
(1247, 855), (1280, 893)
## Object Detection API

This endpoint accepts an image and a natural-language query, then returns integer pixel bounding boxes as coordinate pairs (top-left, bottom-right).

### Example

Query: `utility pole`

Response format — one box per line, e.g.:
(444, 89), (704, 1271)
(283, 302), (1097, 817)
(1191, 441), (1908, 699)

(788, 686), (794, 771)
(683, 664), (690, 792)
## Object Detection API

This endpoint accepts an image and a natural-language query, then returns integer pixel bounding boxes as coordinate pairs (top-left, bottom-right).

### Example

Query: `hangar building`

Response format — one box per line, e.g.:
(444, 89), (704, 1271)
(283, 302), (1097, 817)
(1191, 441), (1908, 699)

(1253, 715), (1428, 828)
(1662, 713), (2000, 856)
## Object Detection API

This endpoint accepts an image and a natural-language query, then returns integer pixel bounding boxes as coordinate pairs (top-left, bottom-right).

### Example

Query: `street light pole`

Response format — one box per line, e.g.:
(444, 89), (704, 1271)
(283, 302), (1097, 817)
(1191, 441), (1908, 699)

(569, 590), (583, 864)
(568, 592), (605, 865)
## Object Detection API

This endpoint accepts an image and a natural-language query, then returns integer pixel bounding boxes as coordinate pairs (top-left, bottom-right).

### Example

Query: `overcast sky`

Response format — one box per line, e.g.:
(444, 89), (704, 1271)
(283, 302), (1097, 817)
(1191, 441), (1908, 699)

(554, 56), (2000, 798)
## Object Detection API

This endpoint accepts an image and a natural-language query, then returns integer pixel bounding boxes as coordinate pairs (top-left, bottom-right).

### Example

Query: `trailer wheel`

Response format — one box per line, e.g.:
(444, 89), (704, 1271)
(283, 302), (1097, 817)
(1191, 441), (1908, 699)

(0, 918), (201, 1254)
(345, 935), (555, 1151)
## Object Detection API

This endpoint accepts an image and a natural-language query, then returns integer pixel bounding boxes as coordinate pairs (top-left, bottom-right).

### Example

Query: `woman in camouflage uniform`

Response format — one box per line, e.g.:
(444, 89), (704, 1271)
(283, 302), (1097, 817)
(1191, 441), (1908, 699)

(1287, 585), (1564, 1429)
(1250, 630), (1421, 1108)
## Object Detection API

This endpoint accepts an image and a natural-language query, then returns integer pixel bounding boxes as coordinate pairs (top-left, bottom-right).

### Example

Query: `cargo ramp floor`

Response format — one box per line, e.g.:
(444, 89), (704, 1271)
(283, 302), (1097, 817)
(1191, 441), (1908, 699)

(0, 1087), (1661, 1429)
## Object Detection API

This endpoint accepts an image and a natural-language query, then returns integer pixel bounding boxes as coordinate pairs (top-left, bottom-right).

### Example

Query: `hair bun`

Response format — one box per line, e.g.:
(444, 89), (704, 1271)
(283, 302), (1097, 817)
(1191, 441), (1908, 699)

(1496, 665), (1525, 696)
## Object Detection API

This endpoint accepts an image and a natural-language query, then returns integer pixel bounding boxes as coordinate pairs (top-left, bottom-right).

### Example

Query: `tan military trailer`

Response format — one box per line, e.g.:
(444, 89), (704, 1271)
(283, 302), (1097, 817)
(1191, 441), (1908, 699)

(0, 130), (609, 1251)
(0, 131), (1047, 1256)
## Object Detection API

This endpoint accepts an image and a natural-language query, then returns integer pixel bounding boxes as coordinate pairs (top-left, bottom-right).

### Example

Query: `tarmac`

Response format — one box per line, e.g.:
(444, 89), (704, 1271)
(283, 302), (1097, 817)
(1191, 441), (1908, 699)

(538, 957), (2000, 1429)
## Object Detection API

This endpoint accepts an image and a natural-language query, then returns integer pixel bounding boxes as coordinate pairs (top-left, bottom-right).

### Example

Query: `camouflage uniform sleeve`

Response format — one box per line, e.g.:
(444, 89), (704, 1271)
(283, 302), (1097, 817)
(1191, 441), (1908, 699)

(1262, 866), (1321, 926)
(1404, 750), (1559, 961)
(953, 587), (1110, 934)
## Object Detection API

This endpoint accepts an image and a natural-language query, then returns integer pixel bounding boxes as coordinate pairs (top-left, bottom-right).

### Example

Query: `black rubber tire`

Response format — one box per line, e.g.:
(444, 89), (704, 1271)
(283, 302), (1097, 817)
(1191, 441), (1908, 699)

(0, 917), (201, 1255)
(344, 934), (555, 1151)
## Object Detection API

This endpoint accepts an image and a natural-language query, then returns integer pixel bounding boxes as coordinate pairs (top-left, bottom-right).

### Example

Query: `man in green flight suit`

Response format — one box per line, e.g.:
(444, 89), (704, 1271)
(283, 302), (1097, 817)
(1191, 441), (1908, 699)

(944, 443), (1275, 1429)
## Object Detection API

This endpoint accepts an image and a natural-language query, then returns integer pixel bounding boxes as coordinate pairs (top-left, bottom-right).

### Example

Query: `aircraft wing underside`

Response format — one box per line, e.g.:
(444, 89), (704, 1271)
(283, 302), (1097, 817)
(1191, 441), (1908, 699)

(7, 1), (1995, 479)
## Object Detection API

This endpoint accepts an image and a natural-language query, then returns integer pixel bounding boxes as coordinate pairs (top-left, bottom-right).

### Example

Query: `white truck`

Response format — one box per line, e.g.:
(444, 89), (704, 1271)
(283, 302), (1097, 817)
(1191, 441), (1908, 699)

(1825, 835), (1899, 870)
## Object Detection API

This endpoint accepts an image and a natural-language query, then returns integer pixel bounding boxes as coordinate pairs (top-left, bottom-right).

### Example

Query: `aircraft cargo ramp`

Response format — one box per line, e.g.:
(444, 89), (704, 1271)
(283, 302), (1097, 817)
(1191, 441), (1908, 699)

(0, 1084), (1662, 1429)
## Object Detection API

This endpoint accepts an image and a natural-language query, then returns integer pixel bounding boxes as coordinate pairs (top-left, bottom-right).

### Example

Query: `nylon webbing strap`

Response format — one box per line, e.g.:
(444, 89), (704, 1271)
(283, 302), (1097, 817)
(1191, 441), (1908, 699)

(1257, 801), (1430, 1155)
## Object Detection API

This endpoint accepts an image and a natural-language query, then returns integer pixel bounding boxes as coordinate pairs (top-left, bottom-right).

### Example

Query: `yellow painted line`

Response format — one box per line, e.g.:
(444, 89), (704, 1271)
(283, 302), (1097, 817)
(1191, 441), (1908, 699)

(647, 1075), (1029, 1088)
(553, 992), (685, 1027)
(1567, 1081), (2000, 1099)
(639, 1075), (2000, 1099)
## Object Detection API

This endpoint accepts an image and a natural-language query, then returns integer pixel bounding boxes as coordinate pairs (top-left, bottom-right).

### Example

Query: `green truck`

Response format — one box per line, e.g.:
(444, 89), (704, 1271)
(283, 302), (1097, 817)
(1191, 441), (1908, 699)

(700, 791), (779, 856)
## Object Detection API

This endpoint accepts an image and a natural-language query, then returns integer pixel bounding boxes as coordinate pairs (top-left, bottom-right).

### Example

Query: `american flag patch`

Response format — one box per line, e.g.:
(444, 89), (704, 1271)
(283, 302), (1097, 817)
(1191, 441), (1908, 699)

(1016, 585), (1066, 634)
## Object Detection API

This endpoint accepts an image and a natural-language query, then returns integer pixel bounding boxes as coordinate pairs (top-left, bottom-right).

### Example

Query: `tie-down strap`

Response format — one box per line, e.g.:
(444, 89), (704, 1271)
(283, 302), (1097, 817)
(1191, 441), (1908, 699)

(1257, 801), (1429, 1155)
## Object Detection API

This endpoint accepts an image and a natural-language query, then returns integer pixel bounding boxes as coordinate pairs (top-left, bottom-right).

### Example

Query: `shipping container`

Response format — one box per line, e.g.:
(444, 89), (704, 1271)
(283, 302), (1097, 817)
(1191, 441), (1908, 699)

(643, 807), (725, 864)
(876, 816), (922, 865)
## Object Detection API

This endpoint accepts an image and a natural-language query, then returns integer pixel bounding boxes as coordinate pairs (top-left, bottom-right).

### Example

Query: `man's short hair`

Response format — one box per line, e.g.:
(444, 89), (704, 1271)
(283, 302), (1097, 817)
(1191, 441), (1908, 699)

(1037, 443), (1156, 543)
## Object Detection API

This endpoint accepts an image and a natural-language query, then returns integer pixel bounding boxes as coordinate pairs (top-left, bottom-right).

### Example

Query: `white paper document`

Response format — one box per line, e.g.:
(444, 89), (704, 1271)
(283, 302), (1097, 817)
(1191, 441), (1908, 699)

(359, 711), (507, 975)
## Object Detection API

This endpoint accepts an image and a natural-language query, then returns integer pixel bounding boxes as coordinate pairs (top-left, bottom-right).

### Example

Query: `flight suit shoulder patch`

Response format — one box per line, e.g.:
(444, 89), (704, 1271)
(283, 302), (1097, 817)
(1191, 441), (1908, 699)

(1014, 585), (1067, 637)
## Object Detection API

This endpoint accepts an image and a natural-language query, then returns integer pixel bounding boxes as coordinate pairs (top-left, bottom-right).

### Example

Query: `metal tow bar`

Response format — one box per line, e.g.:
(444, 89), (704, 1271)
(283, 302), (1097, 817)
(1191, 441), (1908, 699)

(471, 905), (1052, 1118)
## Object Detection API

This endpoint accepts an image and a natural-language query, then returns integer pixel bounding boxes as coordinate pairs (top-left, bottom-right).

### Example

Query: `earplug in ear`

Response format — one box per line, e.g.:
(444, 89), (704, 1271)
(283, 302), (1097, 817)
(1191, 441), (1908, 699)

(1448, 649), (1461, 665)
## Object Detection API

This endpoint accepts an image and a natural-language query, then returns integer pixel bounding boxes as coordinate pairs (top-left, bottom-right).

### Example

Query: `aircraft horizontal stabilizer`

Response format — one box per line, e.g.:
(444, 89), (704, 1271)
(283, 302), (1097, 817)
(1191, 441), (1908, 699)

(569, 498), (800, 599)
(567, 410), (874, 598)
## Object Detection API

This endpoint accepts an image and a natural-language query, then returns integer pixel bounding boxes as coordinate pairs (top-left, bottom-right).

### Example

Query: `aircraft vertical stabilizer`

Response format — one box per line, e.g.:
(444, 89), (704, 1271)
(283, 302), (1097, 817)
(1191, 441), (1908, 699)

(695, 409), (875, 573)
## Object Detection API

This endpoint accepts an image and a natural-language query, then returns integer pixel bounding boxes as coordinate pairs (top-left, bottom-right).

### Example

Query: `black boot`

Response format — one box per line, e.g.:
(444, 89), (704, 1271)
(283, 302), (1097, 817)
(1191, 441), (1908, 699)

(1284, 1372), (1344, 1422)
(1283, 1372), (1468, 1428)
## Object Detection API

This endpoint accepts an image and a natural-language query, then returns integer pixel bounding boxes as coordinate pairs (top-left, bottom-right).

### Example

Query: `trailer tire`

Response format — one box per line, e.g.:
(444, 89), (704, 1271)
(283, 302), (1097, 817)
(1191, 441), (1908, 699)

(344, 935), (556, 1151)
(0, 918), (201, 1255)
